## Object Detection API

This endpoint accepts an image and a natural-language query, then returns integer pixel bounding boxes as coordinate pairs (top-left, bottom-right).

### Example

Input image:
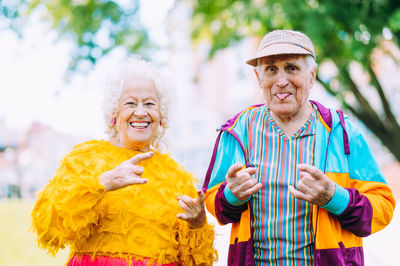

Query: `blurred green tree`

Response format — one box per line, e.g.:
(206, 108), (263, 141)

(191, 0), (400, 161)
(0, 0), (150, 73)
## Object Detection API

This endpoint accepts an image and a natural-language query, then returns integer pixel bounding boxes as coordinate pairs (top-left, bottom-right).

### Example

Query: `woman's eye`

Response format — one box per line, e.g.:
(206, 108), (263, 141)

(145, 102), (156, 106)
(125, 101), (136, 106)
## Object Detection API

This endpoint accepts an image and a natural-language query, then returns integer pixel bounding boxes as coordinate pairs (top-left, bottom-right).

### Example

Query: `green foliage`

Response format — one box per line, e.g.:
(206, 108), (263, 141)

(191, 0), (400, 160)
(389, 8), (400, 32)
(1, 0), (24, 20)
(192, 0), (399, 65)
(1, 0), (28, 34)
(1, 0), (150, 72)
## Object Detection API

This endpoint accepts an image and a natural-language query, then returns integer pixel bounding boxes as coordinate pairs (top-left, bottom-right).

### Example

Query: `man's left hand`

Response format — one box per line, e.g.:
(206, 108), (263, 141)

(177, 190), (206, 229)
(288, 164), (336, 206)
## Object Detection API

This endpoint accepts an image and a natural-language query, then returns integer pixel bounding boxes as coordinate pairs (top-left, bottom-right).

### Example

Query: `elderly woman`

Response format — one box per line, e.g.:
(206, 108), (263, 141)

(31, 57), (216, 266)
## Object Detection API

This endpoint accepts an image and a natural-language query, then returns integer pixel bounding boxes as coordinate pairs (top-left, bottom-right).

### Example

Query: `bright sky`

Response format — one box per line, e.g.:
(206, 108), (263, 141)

(0, 0), (174, 139)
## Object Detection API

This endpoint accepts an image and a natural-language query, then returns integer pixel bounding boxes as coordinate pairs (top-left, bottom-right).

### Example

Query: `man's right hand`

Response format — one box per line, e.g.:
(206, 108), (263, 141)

(226, 163), (262, 201)
(99, 151), (154, 191)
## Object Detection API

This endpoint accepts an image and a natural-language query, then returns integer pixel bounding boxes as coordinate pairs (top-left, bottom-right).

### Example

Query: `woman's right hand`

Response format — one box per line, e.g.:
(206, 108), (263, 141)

(99, 151), (154, 191)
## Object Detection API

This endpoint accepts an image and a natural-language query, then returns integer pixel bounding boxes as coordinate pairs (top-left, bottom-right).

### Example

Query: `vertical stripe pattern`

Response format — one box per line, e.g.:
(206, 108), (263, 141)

(246, 105), (317, 266)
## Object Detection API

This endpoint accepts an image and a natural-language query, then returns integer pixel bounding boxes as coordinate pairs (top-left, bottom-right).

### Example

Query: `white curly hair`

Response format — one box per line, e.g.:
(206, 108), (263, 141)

(102, 56), (170, 151)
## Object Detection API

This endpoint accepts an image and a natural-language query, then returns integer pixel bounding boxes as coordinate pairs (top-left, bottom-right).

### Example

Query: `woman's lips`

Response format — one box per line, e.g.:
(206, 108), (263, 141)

(130, 122), (150, 129)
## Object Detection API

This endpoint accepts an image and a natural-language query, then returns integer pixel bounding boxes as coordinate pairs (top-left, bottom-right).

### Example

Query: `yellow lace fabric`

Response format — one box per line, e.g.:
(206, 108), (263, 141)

(31, 140), (217, 265)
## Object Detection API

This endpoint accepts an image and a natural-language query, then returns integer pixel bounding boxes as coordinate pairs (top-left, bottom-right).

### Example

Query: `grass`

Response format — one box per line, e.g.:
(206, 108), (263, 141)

(0, 199), (69, 266)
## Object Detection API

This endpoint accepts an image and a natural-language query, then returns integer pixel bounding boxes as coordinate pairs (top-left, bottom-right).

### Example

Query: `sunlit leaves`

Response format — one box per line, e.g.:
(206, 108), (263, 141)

(5, 0), (149, 73)
(190, 0), (400, 160)
(191, 0), (399, 65)
(0, 0), (29, 34)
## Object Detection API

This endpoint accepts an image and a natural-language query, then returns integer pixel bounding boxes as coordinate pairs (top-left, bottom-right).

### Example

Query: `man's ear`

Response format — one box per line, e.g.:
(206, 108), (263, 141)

(253, 68), (261, 87)
(310, 67), (317, 87)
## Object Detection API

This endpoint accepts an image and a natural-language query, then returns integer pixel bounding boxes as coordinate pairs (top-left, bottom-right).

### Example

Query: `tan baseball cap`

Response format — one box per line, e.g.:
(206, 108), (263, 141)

(246, 29), (315, 66)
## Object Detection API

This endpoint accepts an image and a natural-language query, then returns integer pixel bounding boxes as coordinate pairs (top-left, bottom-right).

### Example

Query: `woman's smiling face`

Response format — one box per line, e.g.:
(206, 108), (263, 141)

(115, 77), (161, 151)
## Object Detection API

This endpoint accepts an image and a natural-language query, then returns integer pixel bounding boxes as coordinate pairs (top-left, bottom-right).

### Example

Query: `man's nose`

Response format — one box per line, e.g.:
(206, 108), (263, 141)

(276, 72), (289, 88)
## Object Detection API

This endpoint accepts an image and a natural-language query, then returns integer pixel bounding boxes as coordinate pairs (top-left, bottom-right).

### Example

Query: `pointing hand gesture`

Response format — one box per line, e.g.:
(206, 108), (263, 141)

(288, 164), (336, 206)
(226, 163), (262, 201)
(99, 151), (154, 191)
(177, 190), (206, 229)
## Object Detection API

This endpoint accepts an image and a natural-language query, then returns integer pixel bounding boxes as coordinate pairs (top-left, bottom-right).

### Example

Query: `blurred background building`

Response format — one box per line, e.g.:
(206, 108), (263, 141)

(0, 120), (84, 199)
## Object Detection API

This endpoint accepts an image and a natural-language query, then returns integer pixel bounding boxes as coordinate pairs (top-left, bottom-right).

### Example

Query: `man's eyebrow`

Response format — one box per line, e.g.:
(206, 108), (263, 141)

(285, 61), (299, 66)
(263, 60), (276, 65)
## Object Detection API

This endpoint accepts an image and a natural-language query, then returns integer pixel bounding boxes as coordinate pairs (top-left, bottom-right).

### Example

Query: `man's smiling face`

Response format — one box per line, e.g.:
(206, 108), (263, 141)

(255, 54), (316, 120)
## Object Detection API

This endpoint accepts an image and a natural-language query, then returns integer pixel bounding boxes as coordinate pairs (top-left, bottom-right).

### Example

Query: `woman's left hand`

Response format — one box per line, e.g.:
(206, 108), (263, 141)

(177, 190), (206, 229)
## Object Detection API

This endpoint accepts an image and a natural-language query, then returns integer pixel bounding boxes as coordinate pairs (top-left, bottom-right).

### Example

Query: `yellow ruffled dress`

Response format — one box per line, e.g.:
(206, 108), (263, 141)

(31, 140), (217, 265)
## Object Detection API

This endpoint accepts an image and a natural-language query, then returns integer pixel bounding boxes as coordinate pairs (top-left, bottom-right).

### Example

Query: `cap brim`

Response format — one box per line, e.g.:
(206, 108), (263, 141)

(246, 43), (314, 66)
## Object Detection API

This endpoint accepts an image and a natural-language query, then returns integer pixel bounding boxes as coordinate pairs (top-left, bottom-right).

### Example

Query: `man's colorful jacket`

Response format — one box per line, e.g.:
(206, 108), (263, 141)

(202, 101), (395, 266)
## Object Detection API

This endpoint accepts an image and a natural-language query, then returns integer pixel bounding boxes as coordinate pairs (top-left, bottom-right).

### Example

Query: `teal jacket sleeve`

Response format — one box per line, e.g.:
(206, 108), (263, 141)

(209, 114), (249, 206)
(330, 117), (394, 236)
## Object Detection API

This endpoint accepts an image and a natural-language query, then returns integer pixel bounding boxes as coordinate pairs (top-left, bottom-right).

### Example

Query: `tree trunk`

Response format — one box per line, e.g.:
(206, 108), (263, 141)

(316, 72), (400, 162)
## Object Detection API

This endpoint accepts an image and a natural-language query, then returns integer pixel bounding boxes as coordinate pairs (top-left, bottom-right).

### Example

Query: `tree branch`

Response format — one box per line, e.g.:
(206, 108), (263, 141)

(366, 64), (400, 130)
(316, 75), (338, 96)
(337, 64), (385, 127)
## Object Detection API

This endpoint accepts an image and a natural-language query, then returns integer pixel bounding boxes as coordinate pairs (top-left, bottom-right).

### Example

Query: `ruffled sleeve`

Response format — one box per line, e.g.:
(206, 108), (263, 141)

(31, 141), (107, 254)
(157, 154), (217, 265)
(176, 220), (217, 265)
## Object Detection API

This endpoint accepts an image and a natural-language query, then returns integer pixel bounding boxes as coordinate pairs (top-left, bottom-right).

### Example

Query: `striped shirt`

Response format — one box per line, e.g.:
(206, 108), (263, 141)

(245, 105), (317, 265)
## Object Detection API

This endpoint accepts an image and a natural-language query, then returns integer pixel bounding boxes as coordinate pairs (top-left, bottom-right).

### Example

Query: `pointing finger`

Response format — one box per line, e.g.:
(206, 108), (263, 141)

(240, 167), (257, 176)
(245, 182), (262, 197)
(177, 213), (189, 221)
(197, 190), (205, 204)
(288, 185), (307, 201)
(178, 198), (190, 210)
(177, 195), (194, 206)
(130, 151), (154, 165)
(128, 177), (148, 185)
(297, 164), (324, 180)
(227, 163), (245, 178)
(133, 166), (144, 175)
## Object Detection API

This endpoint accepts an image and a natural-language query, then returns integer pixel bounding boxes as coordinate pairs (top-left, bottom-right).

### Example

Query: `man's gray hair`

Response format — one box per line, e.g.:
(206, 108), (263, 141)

(102, 56), (170, 151)
(304, 55), (317, 72)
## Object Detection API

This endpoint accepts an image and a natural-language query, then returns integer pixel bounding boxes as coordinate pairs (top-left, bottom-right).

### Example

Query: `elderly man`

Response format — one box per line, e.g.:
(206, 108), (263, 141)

(202, 30), (395, 266)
